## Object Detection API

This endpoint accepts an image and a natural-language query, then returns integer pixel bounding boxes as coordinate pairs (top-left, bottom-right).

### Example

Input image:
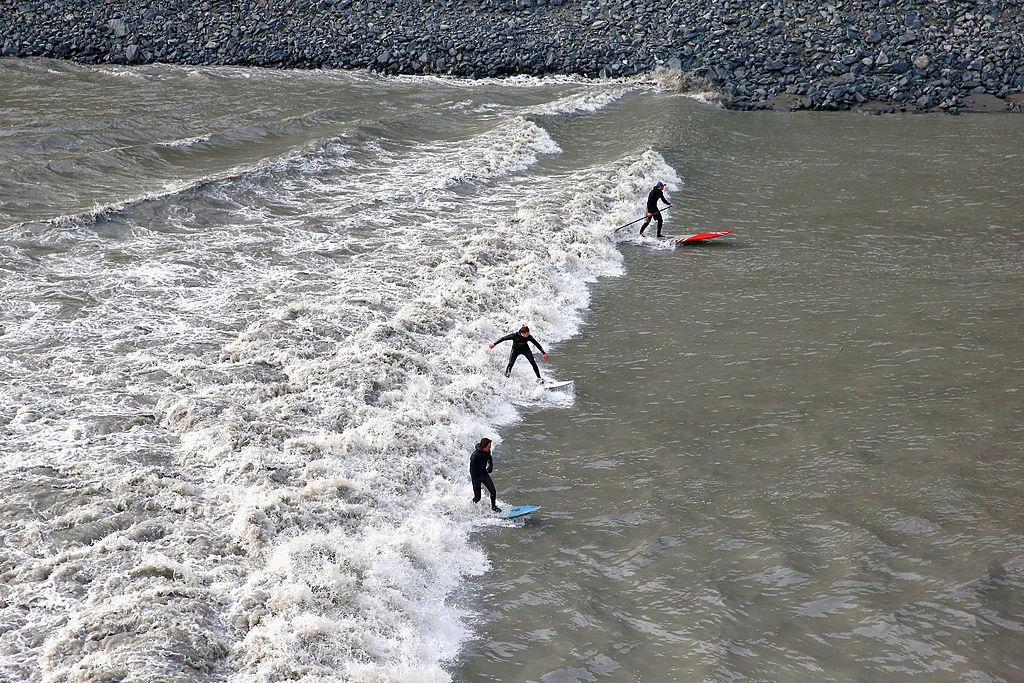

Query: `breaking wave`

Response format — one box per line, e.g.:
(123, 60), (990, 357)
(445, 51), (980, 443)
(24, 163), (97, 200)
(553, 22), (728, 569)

(0, 73), (678, 681)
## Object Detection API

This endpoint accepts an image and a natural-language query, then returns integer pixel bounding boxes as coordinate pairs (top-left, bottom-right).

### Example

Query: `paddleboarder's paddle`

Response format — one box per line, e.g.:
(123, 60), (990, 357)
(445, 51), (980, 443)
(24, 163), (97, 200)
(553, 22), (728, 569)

(612, 205), (671, 233)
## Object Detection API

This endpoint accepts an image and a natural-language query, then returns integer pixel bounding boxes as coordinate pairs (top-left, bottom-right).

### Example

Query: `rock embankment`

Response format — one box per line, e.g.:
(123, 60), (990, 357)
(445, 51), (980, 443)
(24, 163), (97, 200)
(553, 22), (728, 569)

(2, 0), (1023, 112)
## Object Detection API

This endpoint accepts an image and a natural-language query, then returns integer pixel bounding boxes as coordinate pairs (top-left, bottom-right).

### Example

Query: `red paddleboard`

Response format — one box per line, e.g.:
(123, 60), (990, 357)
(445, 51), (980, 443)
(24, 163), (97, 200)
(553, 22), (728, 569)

(668, 229), (734, 244)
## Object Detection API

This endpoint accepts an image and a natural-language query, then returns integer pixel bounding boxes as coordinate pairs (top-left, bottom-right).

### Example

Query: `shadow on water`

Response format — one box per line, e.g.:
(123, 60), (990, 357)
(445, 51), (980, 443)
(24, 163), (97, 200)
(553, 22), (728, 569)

(674, 240), (746, 250)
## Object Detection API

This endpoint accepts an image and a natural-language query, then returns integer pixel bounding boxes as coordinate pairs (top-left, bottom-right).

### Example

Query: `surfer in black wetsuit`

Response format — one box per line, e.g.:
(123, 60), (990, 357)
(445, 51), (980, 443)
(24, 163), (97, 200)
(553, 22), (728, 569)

(470, 437), (501, 512)
(640, 181), (673, 238)
(489, 325), (548, 383)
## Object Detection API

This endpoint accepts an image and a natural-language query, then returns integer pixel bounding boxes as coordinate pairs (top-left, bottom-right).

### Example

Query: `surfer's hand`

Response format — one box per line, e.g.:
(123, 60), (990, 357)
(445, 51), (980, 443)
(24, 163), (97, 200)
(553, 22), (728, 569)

(543, 353), (549, 360)
(645, 212), (652, 218)
(488, 343), (494, 349)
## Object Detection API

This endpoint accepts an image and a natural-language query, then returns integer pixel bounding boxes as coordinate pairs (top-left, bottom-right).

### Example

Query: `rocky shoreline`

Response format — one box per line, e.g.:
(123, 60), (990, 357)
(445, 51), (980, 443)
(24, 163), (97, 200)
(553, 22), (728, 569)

(3, 0), (1023, 113)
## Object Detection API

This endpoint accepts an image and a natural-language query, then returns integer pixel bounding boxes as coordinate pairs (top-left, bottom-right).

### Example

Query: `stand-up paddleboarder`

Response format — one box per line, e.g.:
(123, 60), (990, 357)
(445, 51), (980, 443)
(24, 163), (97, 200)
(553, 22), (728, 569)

(489, 325), (548, 383)
(640, 181), (673, 238)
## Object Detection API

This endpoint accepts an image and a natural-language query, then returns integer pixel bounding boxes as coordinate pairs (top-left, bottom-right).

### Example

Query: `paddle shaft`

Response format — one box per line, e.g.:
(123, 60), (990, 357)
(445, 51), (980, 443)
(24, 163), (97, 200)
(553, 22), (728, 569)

(613, 204), (671, 232)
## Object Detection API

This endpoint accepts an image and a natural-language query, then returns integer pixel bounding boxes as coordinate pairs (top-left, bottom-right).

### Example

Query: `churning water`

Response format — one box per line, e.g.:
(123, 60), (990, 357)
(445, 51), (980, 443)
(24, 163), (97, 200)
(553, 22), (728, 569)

(2, 59), (1022, 682)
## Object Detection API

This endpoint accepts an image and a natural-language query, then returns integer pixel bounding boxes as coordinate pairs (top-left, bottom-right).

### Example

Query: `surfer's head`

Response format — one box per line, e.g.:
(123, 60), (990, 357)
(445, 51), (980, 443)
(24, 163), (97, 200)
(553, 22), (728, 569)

(519, 326), (530, 337)
(655, 181), (666, 189)
(478, 437), (492, 452)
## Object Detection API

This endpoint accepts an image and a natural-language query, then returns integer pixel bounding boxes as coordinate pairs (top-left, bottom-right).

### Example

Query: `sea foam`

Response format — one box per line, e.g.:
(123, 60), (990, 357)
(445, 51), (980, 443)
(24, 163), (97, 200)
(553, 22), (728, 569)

(0, 86), (680, 681)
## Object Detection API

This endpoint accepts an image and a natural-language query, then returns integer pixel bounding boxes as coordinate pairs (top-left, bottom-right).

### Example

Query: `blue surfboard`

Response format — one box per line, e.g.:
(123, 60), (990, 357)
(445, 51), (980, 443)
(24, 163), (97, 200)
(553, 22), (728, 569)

(501, 505), (541, 519)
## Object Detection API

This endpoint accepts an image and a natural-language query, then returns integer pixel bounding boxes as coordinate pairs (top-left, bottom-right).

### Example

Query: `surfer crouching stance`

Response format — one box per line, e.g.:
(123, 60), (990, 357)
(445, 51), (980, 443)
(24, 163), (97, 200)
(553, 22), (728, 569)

(470, 438), (501, 512)
(640, 181), (673, 238)
(489, 325), (548, 383)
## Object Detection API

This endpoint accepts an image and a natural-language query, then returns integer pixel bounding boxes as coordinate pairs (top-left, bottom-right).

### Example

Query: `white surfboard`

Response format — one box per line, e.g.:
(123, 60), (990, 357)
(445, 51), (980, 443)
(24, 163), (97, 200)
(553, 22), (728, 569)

(542, 379), (574, 390)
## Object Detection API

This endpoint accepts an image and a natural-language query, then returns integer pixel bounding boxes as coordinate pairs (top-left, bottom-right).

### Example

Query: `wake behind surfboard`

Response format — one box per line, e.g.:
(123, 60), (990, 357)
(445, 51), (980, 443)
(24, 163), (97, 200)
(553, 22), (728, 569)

(667, 229), (734, 244)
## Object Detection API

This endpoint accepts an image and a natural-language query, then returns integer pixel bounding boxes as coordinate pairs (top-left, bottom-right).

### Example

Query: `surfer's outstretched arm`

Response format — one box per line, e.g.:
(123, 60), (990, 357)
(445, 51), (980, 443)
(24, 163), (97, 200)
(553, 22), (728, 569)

(528, 335), (547, 356)
(489, 333), (516, 349)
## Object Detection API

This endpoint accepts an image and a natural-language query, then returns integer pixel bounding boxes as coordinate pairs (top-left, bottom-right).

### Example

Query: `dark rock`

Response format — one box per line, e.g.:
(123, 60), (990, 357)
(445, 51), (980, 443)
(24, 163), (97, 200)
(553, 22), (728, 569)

(0, 0), (1017, 115)
(108, 19), (127, 38)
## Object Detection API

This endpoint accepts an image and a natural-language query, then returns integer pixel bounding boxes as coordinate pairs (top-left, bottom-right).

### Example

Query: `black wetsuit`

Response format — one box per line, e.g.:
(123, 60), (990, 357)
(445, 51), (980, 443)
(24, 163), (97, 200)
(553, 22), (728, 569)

(469, 447), (498, 509)
(641, 187), (671, 237)
(493, 332), (545, 379)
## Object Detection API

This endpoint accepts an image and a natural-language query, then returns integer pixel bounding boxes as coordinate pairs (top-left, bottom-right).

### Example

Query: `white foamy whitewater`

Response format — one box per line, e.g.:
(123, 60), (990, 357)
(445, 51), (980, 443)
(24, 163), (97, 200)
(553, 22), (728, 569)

(0, 64), (681, 681)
